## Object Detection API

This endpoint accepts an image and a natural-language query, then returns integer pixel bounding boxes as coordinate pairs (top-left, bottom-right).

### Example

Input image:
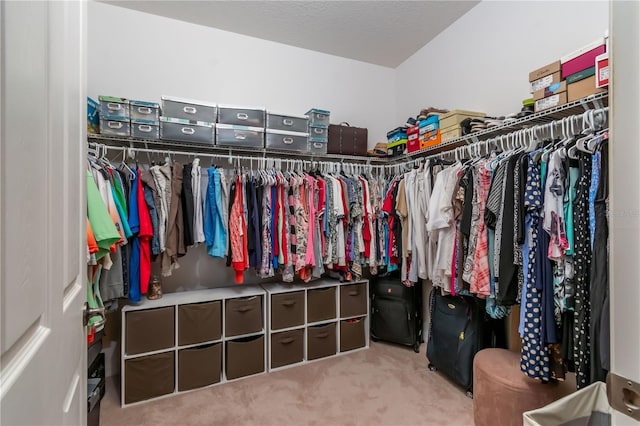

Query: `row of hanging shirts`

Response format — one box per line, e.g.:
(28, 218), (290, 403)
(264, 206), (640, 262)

(399, 108), (609, 391)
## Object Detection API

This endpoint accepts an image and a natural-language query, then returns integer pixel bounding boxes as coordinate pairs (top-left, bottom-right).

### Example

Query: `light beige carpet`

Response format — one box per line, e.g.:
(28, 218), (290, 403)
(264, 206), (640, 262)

(100, 341), (473, 426)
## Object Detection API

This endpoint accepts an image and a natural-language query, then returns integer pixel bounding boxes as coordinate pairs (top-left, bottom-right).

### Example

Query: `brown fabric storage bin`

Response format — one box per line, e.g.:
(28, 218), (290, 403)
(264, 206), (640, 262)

(340, 318), (366, 352)
(271, 329), (304, 369)
(124, 351), (175, 404)
(327, 124), (368, 156)
(178, 301), (222, 346)
(178, 343), (222, 391)
(307, 322), (337, 360)
(225, 296), (263, 337)
(271, 292), (304, 330)
(125, 307), (175, 355)
(340, 283), (367, 318)
(226, 335), (265, 380)
(307, 287), (336, 323)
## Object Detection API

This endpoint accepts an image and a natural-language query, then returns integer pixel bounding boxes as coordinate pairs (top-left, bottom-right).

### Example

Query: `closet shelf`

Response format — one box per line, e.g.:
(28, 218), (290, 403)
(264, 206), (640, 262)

(89, 91), (607, 166)
(87, 134), (389, 164)
(398, 91), (609, 160)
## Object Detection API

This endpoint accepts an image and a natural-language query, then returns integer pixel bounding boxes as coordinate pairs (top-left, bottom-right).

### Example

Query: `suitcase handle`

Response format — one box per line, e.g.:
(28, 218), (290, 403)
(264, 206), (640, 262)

(314, 332), (329, 339)
(280, 337), (295, 344)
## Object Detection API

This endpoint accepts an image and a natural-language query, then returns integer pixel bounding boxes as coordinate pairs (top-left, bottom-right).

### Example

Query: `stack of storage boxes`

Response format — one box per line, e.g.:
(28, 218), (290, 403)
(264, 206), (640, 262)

(562, 39), (607, 102)
(530, 61), (566, 112)
(440, 110), (484, 143)
(418, 115), (441, 149)
(160, 96), (217, 145)
(130, 100), (160, 139)
(87, 97), (99, 134)
(386, 127), (407, 157)
(307, 109), (330, 155)
(265, 112), (310, 153)
(406, 125), (420, 153)
(216, 105), (266, 148)
(99, 96), (131, 137)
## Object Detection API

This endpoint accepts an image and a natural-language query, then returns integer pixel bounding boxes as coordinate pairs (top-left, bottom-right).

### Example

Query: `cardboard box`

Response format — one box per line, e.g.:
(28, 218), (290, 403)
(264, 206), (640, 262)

(533, 81), (567, 101)
(529, 60), (561, 82)
(420, 130), (441, 150)
(534, 92), (567, 112)
(567, 75), (606, 102)
(596, 53), (609, 88)
(530, 71), (562, 93)
(566, 66), (595, 84)
(561, 38), (605, 63)
(440, 125), (462, 142)
(439, 110), (485, 130)
(407, 129), (421, 153)
(562, 44), (606, 78)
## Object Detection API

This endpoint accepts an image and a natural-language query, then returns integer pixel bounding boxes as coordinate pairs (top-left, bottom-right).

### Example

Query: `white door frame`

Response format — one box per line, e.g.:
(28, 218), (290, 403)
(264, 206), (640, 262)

(609, 0), (640, 424)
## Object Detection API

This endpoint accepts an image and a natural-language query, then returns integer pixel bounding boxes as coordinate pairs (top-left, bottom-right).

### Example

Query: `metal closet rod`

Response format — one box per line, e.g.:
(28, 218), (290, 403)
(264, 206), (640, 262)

(89, 106), (608, 174)
(88, 142), (389, 173)
(415, 106), (610, 163)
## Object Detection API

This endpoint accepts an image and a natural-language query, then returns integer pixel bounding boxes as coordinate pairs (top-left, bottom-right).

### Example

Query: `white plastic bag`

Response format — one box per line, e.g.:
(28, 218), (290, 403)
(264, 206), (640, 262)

(523, 382), (612, 426)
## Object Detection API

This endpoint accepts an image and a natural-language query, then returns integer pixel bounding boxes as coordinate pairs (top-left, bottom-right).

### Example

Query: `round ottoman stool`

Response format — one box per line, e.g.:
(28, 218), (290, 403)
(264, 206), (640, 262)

(473, 348), (574, 426)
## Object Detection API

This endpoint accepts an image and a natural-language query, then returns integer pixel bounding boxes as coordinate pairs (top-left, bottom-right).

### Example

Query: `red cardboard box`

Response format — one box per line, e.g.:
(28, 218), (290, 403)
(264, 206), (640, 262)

(562, 44), (606, 78)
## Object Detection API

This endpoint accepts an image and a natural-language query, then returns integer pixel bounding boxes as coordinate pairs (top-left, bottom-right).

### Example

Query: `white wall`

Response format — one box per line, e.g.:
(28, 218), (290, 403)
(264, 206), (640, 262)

(88, 1), (396, 147)
(395, 1), (609, 123)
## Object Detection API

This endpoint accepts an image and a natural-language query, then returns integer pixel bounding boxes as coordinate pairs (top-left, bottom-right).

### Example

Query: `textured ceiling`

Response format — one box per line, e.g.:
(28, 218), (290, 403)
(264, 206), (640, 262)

(100, 1), (478, 67)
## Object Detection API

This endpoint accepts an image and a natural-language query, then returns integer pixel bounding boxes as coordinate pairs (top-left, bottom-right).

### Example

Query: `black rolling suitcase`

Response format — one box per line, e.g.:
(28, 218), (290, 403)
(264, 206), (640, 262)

(370, 277), (422, 353)
(426, 289), (486, 397)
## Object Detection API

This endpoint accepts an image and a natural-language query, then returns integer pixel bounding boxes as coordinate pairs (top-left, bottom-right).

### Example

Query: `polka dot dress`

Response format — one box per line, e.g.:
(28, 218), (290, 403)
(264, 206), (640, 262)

(573, 152), (593, 389)
(520, 157), (551, 382)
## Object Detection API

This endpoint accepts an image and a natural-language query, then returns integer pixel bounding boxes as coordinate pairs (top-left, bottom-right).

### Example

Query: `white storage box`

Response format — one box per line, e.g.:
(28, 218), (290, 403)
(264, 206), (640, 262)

(216, 124), (264, 148)
(265, 129), (309, 152)
(306, 108), (330, 128)
(218, 105), (266, 128)
(99, 96), (130, 121)
(131, 121), (159, 140)
(100, 119), (130, 137)
(266, 112), (309, 133)
(161, 96), (217, 123)
(308, 140), (328, 155)
(160, 117), (214, 145)
(130, 100), (160, 124)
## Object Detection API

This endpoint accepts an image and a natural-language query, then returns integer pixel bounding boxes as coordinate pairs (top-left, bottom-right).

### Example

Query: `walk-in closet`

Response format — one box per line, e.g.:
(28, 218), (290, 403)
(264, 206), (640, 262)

(2, 1), (640, 426)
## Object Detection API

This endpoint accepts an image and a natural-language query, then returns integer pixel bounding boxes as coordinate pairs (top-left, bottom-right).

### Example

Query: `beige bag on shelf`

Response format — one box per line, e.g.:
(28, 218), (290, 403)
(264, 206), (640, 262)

(523, 382), (612, 426)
